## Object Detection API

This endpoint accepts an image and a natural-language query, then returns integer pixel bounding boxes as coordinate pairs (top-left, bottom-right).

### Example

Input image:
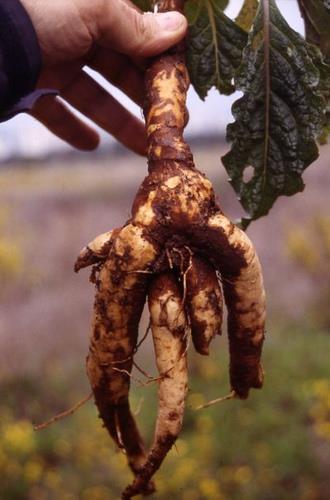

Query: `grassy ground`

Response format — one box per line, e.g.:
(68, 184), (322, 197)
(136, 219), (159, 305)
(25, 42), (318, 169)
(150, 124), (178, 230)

(1, 326), (329, 499)
(0, 143), (329, 499)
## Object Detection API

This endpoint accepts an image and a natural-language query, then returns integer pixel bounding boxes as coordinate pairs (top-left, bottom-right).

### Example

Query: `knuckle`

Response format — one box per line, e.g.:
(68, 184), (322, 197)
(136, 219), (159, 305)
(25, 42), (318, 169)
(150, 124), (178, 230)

(131, 12), (155, 53)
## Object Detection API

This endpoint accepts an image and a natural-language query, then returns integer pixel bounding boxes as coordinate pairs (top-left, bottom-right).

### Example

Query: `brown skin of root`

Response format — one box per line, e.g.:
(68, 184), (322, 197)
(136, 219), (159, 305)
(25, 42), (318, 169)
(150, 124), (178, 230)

(85, 224), (159, 488)
(122, 272), (188, 499)
(205, 214), (265, 398)
(130, 157), (265, 398)
(128, 24), (265, 399)
(185, 256), (223, 355)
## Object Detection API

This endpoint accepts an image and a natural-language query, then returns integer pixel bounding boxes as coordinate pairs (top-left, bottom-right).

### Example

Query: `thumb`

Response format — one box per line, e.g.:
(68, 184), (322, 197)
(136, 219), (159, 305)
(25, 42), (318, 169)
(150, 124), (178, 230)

(96, 1), (188, 57)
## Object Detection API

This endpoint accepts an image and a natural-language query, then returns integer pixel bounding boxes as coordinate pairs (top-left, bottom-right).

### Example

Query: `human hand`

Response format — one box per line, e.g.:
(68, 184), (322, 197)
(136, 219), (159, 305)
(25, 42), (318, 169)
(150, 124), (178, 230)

(20, 0), (187, 154)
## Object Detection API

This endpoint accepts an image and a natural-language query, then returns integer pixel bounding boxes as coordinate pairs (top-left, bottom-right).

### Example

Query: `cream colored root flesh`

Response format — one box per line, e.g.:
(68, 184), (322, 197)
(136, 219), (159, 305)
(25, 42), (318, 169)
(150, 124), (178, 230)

(75, 230), (114, 271)
(88, 224), (158, 390)
(149, 272), (188, 440)
(207, 213), (265, 346)
(122, 272), (188, 498)
(86, 224), (159, 475)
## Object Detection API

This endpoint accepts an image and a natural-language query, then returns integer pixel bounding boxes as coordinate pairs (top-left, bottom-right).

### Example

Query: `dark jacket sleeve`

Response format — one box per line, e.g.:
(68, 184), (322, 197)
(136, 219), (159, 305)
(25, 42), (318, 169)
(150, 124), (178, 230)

(0, 0), (42, 117)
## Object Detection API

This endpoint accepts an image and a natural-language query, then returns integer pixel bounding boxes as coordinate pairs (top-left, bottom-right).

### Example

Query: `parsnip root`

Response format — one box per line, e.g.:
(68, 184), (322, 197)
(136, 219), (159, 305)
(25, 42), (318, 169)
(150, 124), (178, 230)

(76, 0), (266, 495)
(122, 272), (188, 499)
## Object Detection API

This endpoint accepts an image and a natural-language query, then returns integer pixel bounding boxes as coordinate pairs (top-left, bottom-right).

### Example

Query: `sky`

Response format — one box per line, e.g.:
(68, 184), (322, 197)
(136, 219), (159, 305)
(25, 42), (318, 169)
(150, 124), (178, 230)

(0, 0), (304, 161)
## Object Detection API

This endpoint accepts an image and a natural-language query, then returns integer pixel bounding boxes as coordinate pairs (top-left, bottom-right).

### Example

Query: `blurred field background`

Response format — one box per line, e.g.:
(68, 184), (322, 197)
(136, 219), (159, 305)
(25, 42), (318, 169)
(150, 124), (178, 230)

(0, 136), (329, 500)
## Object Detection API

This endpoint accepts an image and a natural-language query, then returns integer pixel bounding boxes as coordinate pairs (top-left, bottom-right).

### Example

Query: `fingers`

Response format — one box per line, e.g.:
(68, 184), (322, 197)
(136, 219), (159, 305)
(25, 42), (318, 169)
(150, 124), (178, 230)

(95, 1), (188, 57)
(36, 56), (146, 152)
(61, 70), (147, 155)
(88, 47), (145, 106)
(30, 95), (100, 151)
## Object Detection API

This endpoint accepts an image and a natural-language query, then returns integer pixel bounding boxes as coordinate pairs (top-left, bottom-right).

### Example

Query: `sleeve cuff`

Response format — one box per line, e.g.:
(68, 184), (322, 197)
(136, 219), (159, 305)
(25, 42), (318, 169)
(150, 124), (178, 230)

(0, 0), (42, 111)
(0, 88), (59, 123)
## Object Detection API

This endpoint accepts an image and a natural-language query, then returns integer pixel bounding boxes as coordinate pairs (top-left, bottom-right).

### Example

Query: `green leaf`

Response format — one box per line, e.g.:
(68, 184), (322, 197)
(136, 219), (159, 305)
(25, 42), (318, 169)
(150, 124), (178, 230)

(297, 0), (330, 143)
(298, 0), (330, 59)
(222, 0), (326, 228)
(305, 43), (330, 143)
(235, 0), (259, 32)
(185, 0), (248, 99)
(132, 0), (152, 12)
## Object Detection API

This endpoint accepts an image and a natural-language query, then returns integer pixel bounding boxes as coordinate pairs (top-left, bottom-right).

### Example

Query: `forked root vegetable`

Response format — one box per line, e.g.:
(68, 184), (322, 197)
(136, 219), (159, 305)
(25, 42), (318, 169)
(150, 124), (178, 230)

(83, 225), (157, 493)
(75, 0), (266, 495)
(122, 272), (188, 499)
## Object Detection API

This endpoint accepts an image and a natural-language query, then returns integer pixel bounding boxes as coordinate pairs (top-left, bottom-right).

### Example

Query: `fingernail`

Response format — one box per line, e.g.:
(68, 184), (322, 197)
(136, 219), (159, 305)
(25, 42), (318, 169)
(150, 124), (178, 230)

(155, 12), (185, 32)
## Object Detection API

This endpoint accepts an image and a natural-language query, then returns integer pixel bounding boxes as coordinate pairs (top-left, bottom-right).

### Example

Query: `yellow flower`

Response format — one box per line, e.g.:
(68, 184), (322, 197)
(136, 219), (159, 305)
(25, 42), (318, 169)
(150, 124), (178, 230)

(0, 238), (23, 279)
(234, 465), (252, 485)
(81, 485), (114, 500)
(308, 379), (330, 441)
(312, 379), (330, 397)
(3, 421), (35, 455)
(199, 478), (224, 499)
(172, 457), (198, 484)
(24, 461), (43, 483)
(286, 230), (318, 272)
(314, 422), (330, 440)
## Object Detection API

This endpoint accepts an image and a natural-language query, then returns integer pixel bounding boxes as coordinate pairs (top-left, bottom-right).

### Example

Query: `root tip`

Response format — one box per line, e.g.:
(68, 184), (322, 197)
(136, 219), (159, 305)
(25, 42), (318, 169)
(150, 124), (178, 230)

(195, 390), (237, 410)
(196, 346), (210, 356)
